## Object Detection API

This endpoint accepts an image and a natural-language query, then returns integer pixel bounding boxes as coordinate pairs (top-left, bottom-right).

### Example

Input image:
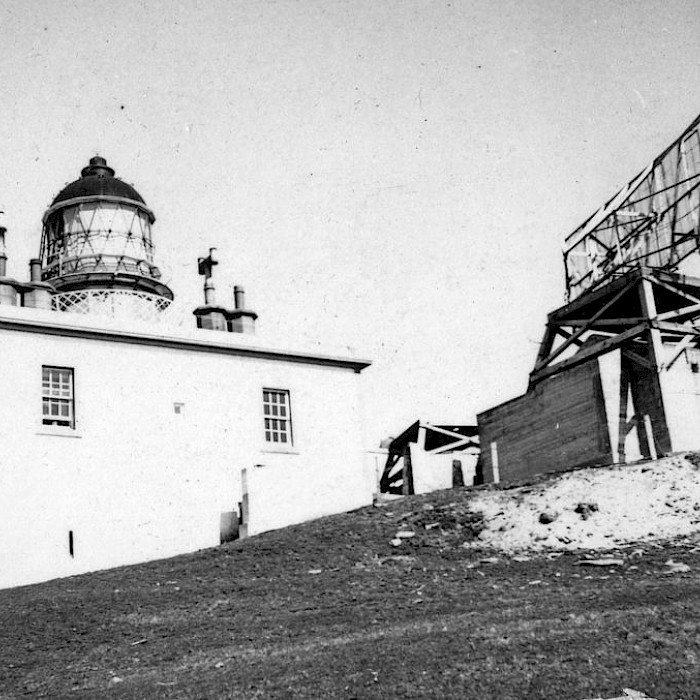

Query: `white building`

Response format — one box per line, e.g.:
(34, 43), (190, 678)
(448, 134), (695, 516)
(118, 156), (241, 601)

(0, 157), (373, 589)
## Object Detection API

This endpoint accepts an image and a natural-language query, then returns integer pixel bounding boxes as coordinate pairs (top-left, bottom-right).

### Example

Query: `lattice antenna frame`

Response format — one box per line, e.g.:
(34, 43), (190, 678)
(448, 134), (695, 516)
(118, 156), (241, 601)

(563, 114), (700, 302)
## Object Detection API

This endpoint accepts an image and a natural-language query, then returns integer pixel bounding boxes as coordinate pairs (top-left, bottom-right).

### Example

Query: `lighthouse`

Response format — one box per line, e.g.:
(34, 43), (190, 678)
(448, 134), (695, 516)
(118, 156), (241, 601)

(0, 152), (373, 590)
(39, 156), (173, 317)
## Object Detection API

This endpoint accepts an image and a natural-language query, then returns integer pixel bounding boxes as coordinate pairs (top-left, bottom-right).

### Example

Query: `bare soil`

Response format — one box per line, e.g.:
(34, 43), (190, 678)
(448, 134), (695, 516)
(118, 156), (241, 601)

(1, 470), (700, 699)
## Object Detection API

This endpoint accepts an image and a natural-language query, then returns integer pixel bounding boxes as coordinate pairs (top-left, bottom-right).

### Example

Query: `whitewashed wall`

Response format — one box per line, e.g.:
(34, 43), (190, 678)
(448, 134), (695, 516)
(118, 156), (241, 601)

(0, 313), (371, 588)
(410, 448), (478, 494)
(658, 347), (700, 453)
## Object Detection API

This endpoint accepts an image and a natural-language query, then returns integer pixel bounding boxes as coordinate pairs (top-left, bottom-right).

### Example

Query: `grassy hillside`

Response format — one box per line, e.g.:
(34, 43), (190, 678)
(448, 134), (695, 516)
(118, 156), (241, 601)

(1, 463), (700, 699)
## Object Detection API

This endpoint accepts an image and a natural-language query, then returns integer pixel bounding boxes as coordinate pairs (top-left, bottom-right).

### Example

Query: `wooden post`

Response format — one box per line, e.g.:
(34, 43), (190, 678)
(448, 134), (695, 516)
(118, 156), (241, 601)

(643, 414), (658, 461)
(417, 424), (427, 451)
(452, 459), (465, 488)
(402, 445), (414, 495)
(617, 358), (631, 463)
(639, 276), (665, 369)
(639, 275), (672, 455)
(534, 324), (556, 366)
(490, 442), (500, 484)
(239, 468), (250, 539)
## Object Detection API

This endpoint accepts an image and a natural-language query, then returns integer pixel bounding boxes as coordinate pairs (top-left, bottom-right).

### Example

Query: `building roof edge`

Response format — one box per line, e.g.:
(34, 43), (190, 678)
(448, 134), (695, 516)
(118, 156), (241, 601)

(0, 309), (371, 373)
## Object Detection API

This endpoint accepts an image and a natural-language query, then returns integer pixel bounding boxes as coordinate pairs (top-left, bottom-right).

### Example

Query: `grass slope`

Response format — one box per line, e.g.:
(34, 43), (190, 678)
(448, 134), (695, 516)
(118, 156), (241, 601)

(1, 480), (700, 699)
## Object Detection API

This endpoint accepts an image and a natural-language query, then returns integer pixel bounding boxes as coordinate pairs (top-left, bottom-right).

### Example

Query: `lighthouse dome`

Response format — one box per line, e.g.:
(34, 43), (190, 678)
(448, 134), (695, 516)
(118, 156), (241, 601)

(51, 156), (150, 213)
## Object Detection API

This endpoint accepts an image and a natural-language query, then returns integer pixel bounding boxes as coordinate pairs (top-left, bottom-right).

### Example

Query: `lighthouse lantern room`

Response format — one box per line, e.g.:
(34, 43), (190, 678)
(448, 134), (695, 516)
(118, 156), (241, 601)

(39, 156), (173, 317)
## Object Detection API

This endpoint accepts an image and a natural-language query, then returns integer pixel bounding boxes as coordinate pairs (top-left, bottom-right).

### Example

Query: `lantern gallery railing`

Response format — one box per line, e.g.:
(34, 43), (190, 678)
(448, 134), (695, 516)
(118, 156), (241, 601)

(52, 289), (174, 322)
(42, 253), (161, 281)
(563, 114), (700, 302)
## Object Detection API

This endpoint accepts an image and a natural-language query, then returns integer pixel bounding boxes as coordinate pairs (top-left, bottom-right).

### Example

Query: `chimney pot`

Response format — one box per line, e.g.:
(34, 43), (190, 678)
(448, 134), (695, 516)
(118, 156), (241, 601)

(29, 258), (42, 283)
(204, 278), (216, 305)
(234, 285), (245, 309)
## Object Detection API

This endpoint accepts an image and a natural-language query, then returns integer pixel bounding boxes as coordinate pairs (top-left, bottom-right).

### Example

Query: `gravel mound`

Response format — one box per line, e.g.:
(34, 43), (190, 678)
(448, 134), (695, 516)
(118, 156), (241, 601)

(467, 455), (700, 552)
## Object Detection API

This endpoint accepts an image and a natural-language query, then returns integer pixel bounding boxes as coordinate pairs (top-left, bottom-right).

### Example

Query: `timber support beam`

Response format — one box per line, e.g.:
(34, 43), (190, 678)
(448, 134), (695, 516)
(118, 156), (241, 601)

(529, 267), (700, 387)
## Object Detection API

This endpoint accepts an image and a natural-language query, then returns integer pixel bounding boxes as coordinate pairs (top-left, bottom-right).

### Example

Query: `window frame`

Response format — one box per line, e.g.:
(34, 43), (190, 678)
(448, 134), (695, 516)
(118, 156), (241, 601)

(41, 365), (76, 430)
(262, 388), (293, 447)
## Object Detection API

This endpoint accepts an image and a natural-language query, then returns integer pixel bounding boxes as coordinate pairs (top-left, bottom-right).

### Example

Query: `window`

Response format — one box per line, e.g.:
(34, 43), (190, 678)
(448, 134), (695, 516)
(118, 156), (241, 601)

(263, 389), (292, 445)
(42, 366), (75, 428)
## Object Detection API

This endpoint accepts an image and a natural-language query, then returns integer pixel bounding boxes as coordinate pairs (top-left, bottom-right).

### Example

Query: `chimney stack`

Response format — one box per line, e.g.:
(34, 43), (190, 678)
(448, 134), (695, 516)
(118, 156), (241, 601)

(193, 248), (258, 334)
(227, 285), (257, 334)
(193, 247), (227, 331)
(23, 258), (53, 310)
(0, 217), (17, 306)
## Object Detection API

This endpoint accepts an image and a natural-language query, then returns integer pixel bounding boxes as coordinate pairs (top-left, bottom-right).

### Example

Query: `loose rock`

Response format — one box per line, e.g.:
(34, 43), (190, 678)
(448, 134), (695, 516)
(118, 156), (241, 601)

(663, 559), (690, 574)
(575, 502), (599, 520)
(577, 558), (624, 567)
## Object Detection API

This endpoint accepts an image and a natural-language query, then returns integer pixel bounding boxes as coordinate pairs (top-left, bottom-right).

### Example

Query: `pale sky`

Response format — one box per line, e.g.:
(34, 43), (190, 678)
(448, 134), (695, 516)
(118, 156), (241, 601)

(1, 0), (698, 447)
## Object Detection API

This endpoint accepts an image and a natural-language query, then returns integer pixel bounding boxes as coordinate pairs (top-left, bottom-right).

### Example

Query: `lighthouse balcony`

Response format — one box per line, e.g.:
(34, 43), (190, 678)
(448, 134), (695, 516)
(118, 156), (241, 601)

(51, 288), (174, 322)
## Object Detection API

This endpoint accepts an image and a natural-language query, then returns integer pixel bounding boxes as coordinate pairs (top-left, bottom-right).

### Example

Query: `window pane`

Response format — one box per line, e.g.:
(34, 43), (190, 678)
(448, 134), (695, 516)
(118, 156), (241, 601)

(42, 367), (75, 428)
(263, 389), (292, 446)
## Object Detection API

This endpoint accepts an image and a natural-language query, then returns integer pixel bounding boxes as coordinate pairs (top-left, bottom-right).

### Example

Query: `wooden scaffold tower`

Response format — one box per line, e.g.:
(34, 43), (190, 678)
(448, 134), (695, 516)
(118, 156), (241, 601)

(532, 114), (700, 459)
(478, 113), (700, 484)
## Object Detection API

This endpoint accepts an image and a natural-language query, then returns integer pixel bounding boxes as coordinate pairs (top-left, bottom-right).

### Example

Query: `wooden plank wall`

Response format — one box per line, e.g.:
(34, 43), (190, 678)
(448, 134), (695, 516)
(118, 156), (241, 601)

(477, 360), (613, 483)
